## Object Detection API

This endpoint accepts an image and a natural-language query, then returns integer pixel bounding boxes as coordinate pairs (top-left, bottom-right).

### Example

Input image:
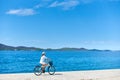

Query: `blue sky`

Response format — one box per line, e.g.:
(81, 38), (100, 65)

(0, 0), (120, 50)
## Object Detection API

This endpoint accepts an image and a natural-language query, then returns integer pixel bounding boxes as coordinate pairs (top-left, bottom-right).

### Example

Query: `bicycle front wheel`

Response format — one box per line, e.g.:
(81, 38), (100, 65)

(34, 66), (42, 76)
(48, 66), (55, 75)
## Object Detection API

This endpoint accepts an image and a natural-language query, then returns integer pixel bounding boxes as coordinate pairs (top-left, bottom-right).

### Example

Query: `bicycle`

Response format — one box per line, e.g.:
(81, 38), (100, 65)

(34, 60), (55, 76)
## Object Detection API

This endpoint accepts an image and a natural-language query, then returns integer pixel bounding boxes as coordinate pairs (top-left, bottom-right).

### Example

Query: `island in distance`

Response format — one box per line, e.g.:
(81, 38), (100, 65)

(0, 43), (112, 51)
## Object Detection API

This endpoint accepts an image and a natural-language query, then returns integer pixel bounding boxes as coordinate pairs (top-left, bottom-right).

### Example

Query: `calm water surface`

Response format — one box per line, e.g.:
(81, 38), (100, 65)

(0, 50), (120, 73)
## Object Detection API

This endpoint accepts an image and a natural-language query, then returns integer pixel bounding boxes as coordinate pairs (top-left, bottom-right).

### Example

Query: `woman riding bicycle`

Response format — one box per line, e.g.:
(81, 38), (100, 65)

(40, 52), (48, 73)
(34, 51), (55, 76)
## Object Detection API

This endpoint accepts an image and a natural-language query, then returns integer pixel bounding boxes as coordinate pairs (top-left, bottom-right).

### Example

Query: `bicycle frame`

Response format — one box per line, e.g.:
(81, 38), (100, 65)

(34, 60), (55, 76)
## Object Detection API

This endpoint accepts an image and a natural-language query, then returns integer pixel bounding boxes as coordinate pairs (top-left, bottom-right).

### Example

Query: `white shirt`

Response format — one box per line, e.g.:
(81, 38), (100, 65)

(40, 55), (48, 64)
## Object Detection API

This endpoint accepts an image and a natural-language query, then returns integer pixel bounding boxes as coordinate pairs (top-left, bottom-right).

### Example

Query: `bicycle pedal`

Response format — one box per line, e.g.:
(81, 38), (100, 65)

(42, 70), (45, 73)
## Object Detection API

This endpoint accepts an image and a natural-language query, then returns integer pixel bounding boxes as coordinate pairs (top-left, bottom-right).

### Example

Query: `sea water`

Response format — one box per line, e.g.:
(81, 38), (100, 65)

(0, 50), (120, 73)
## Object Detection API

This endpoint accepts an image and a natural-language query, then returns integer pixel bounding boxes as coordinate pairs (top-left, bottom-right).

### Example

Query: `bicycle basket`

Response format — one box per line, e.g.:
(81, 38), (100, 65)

(49, 61), (53, 66)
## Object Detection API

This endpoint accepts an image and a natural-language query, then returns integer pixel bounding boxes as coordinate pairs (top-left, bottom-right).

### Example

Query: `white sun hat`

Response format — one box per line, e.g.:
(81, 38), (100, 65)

(42, 51), (46, 55)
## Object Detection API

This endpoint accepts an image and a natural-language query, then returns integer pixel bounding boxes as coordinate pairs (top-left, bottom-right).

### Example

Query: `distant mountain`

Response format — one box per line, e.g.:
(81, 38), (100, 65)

(0, 43), (112, 51)
(55, 47), (88, 51)
(0, 43), (41, 51)
(0, 43), (15, 50)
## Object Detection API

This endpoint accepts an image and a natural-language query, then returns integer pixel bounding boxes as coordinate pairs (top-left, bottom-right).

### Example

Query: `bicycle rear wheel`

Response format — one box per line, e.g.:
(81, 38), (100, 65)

(34, 65), (42, 76)
(48, 66), (55, 75)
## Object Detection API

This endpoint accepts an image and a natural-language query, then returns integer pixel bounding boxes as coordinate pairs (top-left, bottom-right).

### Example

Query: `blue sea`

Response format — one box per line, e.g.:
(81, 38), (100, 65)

(0, 50), (120, 74)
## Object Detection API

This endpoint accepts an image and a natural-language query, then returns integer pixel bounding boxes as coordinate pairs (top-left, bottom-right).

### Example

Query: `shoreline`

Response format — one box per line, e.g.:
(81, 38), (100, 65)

(0, 69), (120, 80)
(0, 68), (120, 74)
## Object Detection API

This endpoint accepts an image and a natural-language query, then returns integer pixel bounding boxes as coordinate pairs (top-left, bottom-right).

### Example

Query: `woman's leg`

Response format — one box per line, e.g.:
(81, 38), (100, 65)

(41, 64), (47, 73)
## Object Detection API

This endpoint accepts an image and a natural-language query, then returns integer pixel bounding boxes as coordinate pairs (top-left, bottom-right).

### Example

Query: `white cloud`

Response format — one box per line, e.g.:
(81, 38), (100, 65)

(34, 4), (43, 8)
(6, 8), (36, 16)
(5, 0), (120, 15)
(49, 0), (79, 10)
(48, 0), (120, 10)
